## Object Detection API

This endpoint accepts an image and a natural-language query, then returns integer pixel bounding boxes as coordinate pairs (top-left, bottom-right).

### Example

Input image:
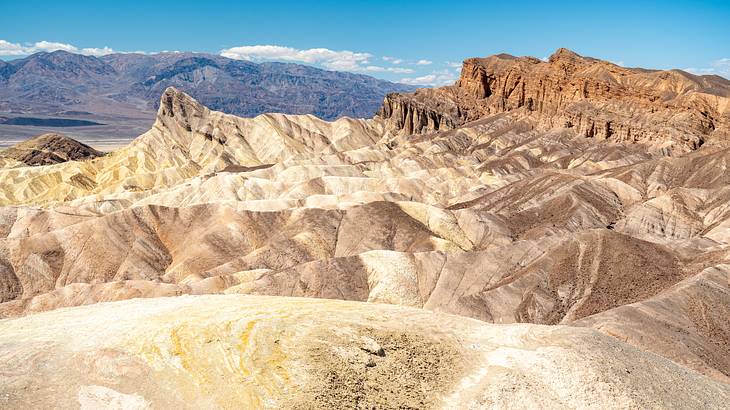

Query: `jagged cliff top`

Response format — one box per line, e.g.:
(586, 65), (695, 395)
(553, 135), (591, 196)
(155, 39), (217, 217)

(377, 48), (730, 151)
(467, 48), (730, 98)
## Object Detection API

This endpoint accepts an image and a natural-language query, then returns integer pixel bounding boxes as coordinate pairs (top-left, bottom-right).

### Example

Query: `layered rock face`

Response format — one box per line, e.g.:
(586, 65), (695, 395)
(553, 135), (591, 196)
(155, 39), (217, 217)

(378, 48), (730, 152)
(376, 90), (461, 135)
(2, 50), (730, 406)
(0, 88), (385, 206)
(0, 133), (103, 166)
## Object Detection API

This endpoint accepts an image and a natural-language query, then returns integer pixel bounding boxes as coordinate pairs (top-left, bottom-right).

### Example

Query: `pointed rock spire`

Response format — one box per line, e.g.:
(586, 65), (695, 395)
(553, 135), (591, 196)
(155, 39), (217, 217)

(157, 87), (207, 132)
(548, 48), (583, 63)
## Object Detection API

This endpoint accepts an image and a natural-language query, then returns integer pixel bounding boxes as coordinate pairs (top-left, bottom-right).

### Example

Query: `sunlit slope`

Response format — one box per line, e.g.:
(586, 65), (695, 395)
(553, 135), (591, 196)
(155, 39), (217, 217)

(1, 295), (727, 409)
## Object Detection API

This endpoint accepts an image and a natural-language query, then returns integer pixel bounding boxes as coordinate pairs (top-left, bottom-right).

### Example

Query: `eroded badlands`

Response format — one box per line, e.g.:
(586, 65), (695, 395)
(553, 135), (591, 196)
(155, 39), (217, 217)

(1, 48), (729, 407)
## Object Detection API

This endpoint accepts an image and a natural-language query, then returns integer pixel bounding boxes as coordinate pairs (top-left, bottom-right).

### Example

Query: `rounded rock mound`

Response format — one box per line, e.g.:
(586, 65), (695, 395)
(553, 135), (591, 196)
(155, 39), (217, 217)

(0, 294), (727, 409)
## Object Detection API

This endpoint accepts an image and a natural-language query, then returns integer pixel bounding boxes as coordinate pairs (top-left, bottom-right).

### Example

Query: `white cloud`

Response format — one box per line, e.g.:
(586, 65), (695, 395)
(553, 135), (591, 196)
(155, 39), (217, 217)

(382, 56), (403, 64)
(399, 69), (457, 86)
(384, 56), (431, 66)
(220, 45), (373, 71)
(685, 58), (730, 78)
(80, 47), (116, 56)
(0, 39), (117, 56)
(364, 65), (414, 74)
(220, 45), (443, 76)
(400, 74), (437, 85)
(445, 61), (463, 72)
(32, 41), (78, 53)
(0, 40), (26, 56)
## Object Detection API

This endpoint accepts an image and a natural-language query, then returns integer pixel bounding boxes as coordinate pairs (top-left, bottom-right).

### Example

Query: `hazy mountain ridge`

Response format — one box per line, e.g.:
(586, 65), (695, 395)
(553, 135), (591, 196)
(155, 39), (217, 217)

(0, 50), (415, 121)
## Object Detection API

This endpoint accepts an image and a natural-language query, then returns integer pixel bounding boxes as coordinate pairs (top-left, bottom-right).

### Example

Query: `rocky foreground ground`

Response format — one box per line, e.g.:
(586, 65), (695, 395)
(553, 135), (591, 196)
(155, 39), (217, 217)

(1, 48), (729, 408)
(1, 295), (728, 409)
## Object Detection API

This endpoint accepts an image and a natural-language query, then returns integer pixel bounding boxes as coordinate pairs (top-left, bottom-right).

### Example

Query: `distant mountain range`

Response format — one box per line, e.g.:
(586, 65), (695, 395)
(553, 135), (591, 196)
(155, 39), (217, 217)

(0, 50), (415, 123)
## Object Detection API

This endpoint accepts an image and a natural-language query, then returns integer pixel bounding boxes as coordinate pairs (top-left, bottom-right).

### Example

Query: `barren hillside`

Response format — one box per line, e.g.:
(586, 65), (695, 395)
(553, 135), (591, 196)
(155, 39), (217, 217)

(1, 48), (729, 407)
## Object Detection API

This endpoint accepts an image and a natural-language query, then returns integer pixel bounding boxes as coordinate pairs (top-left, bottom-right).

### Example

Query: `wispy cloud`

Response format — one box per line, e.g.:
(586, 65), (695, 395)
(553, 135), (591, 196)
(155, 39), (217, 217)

(0, 40), (28, 56)
(382, 56), (403, 65)
(399, 75), (438, 86)
(685, 58), (730, 78)
(220, 45), (373, 71)
(1, 39), (454, 86)
(220, 44), (440, 80)
(364, 66), (414, 74)
(445, 61), (463, 73)
(399, 69), (458, 86)
(385, 57), (433, 66)
(0, 39), (117, 56)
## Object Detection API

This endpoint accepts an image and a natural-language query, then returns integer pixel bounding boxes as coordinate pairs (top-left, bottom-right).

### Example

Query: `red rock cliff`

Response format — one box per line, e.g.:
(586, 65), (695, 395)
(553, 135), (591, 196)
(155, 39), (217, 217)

(377, 48), (730, 151)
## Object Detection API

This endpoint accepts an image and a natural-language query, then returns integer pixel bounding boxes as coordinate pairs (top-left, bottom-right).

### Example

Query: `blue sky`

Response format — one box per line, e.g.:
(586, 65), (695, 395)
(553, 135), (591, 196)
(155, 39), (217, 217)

(1, 0), (729, 85)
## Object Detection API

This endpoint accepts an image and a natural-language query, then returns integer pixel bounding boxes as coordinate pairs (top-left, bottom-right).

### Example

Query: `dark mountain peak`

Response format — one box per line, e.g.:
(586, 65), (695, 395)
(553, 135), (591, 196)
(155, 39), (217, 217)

(169, 56), (221, 70)
(142, 56), (222, 86)
(10, 50), (116, 77)
(44, 49), (78, 57)
(0, 60), (15, 80)
(0, 133), (104, 166)
(21, 50), (97, 64)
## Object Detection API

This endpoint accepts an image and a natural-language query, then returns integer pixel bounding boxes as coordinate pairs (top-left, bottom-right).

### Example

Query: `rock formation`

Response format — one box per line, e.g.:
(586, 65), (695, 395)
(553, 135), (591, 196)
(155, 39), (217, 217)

(0, 133), (103, 166)
(378, 48), (730, 152)
(1, 48), (730, 407)
(0, 295), (727, 409)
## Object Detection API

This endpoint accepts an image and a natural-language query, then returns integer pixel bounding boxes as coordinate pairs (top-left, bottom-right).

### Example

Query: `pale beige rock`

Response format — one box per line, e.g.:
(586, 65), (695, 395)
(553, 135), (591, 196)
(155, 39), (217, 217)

(2, 49), (730, 386)
(0, 295), (727, 409)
